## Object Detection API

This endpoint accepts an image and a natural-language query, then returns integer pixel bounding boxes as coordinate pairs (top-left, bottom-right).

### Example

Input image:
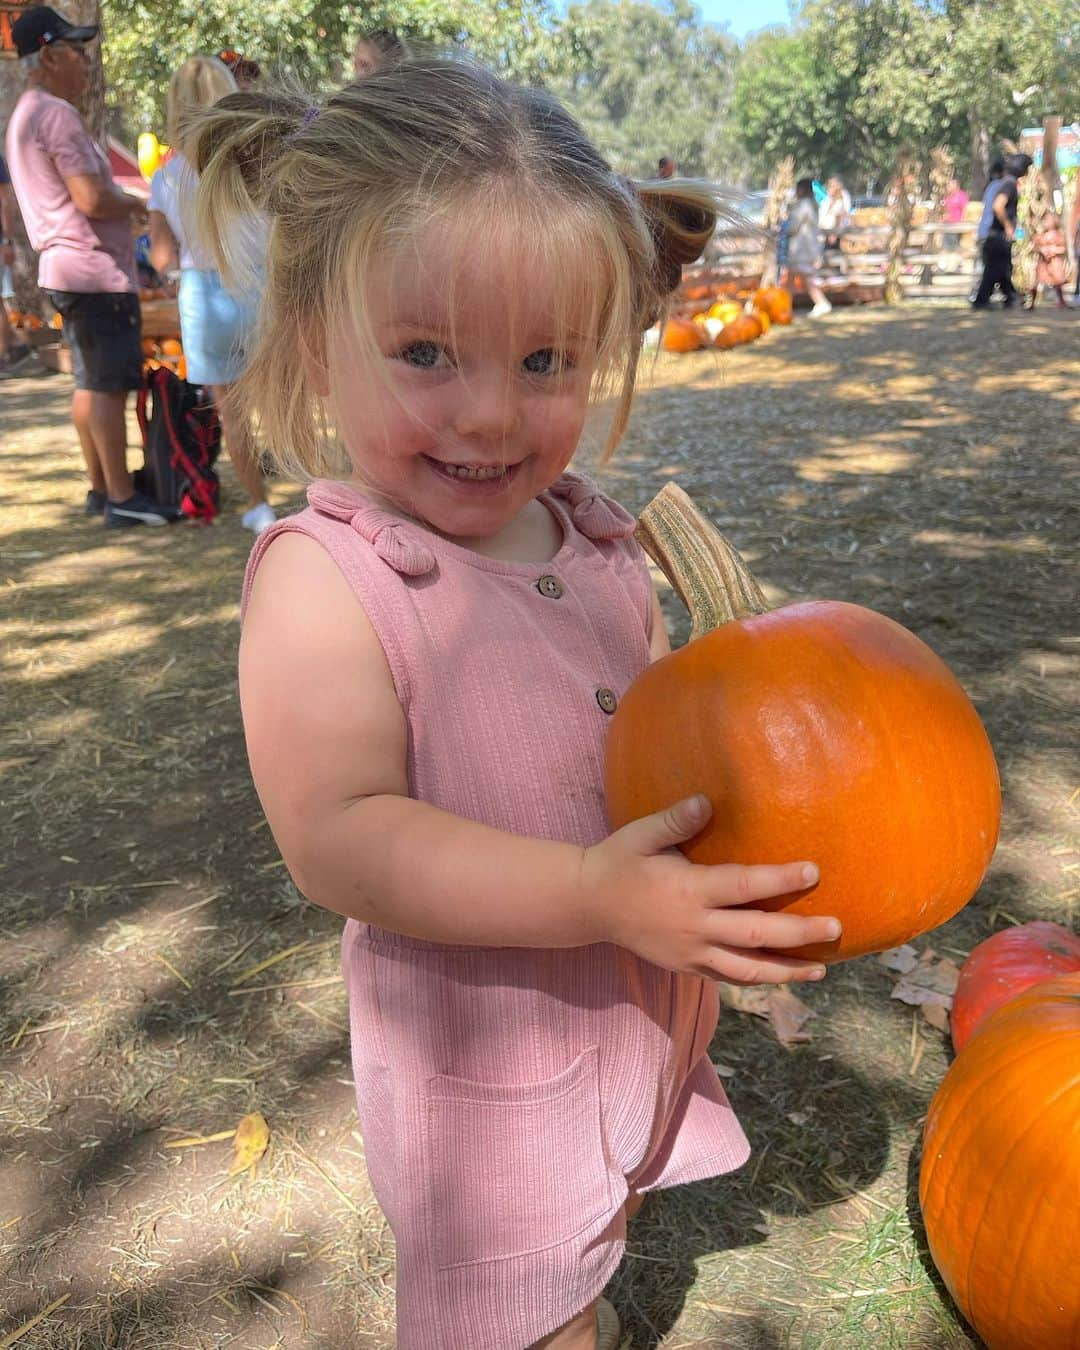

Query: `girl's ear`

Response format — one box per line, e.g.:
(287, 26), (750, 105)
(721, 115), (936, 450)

(299, 324), (330, 397)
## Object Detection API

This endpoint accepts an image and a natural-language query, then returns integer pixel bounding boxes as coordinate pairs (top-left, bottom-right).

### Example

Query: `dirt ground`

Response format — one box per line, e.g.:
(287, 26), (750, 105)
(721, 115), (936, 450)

(0, 305), (1076, 1349)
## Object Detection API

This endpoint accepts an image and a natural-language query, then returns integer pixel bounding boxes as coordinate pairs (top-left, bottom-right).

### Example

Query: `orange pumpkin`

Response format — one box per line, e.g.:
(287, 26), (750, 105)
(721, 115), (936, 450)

(755, 308), (771, 334)
(660, 317), (704, 353)
(141, 338), (160, 357)
(737, 312), (763, 341)
(160, 337), (183, 356)
(7, 309), (22, 326)
(753, 286), (793, 324)
(604, 484), (1000, 963)
(920, 974), (1080, 1349)
(713, 325), (741, 350)
(950, 921), (1080, 1051)
(176, 355), (188, 380)
(50, 313), (63, 329)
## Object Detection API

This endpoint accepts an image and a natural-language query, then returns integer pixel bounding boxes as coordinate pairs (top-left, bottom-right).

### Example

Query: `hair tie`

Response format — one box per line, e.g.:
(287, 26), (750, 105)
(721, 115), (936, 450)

(302, 105), (320, 128)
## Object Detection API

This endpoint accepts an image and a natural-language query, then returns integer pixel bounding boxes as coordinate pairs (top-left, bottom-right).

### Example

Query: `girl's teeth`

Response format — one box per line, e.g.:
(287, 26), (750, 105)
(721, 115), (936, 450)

(442, 463), (505, 480)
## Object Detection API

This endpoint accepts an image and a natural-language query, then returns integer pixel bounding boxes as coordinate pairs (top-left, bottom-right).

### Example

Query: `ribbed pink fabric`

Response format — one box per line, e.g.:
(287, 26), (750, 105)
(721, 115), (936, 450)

(242, 472), (750, 1349)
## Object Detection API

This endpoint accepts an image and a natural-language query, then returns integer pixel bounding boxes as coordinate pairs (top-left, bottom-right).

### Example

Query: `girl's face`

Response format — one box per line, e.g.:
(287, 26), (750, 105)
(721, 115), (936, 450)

(325, 221), (601, 544)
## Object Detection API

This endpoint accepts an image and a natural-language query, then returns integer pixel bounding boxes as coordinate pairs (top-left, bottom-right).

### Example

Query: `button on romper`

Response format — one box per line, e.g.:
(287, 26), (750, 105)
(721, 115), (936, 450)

(242, 471), (751, 1350)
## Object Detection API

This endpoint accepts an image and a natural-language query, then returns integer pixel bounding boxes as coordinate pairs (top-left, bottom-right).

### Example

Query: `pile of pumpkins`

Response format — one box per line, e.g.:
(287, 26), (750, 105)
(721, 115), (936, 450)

(142, 335), (187, 380)
(6, 309), (63, 333)
(920, 920), (1080, 1349)
(659, 285), (793, 354)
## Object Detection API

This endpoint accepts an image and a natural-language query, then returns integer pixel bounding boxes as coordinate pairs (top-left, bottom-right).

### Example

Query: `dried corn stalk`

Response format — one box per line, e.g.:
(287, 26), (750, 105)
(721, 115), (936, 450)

(929, 145), (954, 221)
(760, 156), (794, 287)
(885, 154), (918, 304)
(1013, 165), (1050, 296)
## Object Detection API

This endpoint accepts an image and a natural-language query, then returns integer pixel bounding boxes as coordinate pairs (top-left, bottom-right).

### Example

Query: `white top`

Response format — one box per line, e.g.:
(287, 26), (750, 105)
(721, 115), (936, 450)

(818, 189), (852, 232)
(148, 154), (211, 270)
(149, 154), (270, 282)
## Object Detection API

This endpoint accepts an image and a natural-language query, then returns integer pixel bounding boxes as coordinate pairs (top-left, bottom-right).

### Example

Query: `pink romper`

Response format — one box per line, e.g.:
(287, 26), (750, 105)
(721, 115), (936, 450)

(242, 471), (750, 1349)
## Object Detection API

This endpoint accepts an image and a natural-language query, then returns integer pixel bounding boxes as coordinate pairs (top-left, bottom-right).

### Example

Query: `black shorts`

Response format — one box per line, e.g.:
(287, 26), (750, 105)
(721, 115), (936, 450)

(45, 289), (143, 392)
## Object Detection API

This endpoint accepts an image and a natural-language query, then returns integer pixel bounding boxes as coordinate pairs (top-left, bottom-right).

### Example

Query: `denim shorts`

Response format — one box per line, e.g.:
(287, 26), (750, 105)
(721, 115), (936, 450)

(177, 268), (259, 387)
(45, 289), (143, 392)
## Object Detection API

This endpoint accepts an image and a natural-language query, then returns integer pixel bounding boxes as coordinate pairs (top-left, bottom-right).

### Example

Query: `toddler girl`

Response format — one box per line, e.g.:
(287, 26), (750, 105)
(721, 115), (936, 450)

(191, 59), (840, 1350)
(1029, 210), (1069, 309)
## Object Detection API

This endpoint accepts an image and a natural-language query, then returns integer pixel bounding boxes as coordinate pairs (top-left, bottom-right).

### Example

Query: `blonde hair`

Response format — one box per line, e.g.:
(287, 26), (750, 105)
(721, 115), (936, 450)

(187, 58), (719, 481)
(166, 56), (237, 155)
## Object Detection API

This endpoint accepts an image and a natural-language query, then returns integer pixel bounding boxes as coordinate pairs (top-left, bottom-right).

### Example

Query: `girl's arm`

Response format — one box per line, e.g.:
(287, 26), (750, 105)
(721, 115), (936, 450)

(241, 533), (838, 977)
(148, 210), (179, 276)
(240, 532), (607, 947)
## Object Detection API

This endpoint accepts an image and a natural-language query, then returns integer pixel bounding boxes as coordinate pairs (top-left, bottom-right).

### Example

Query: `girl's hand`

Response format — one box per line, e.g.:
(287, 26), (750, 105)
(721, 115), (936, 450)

(584, 795), (840, 984)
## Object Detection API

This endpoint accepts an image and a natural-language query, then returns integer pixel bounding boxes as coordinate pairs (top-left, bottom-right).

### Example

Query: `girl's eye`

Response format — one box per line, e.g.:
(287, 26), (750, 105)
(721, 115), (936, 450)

(398, 341), (447, 369)
(522, 348), (570, 376)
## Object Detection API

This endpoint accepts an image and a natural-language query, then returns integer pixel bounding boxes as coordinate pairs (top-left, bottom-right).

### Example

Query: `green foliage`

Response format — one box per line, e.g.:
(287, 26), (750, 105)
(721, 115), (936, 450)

(100, 0), (558, 137)
(732, 0), (1080, 188)
(548, 0), (740, 178)
(100, 0), (1079, 188)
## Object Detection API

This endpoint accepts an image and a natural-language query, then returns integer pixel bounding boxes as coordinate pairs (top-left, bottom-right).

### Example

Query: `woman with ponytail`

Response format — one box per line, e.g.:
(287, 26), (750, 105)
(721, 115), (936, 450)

(191, 58), (839, 1349)
(148, 55), (275, 533)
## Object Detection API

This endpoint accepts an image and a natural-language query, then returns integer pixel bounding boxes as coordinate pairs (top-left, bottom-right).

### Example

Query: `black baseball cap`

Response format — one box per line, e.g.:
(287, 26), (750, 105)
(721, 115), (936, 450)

(12, 6), (99, 59)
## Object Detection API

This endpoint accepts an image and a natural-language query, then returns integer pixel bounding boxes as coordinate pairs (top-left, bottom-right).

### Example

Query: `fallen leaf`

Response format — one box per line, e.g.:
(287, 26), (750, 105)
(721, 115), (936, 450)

(767, 987), (815, 1045)
(718, 984), (772, 1018)
(878, 945), (919, 974)
(920, 1003), (950, 1033)
(890, 957), (960, 1011)
(228, 1112), (270, 1177)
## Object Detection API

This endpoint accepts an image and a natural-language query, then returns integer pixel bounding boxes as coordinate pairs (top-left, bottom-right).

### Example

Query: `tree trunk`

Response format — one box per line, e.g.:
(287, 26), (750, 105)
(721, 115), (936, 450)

(68, 0), (104, 143)
(969, 119), (991, 196)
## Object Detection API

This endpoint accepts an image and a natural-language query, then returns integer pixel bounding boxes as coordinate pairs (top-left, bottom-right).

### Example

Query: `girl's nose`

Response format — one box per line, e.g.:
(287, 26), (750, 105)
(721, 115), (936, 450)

(452, 371), (519, 443)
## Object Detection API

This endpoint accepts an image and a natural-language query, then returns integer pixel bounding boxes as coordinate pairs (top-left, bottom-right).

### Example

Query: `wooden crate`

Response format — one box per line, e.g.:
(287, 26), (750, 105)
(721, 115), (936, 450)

(35, 344), (73, 373)
(139, 298), (181, 340)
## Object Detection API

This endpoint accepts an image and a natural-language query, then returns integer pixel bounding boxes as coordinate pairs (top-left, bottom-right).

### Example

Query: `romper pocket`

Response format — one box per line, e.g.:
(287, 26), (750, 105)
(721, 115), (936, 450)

(426, 1045), (615, 1269)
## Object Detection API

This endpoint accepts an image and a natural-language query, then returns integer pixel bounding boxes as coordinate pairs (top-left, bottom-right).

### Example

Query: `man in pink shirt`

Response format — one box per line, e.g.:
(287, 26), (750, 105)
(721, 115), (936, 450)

(6, 6), (172, 526)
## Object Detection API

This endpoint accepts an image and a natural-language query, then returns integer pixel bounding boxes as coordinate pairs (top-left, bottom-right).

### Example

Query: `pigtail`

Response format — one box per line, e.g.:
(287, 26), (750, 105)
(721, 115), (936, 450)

(628, 180), (747, 321)
(182, 87), (312, 291)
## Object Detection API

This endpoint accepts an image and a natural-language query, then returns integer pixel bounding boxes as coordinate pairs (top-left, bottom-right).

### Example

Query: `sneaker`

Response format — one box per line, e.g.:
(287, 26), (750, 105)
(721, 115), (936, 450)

(0, 342), (33, 377)
(809, 300), (833, 317)
(86, 489), (106, 515)
(242, 502), (277, 535)
(104, 491), (175, 528)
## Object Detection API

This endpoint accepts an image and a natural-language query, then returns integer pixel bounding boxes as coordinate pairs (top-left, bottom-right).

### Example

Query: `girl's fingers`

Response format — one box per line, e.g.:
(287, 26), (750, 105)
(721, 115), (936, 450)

(699, 946), (828, 986)
(705, 861), (820, 909)
(708, 908), (841, 952)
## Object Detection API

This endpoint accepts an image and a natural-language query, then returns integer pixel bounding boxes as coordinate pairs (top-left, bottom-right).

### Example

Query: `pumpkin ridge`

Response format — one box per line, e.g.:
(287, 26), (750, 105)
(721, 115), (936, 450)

(920, 1031), (1080, 1210)
(992, 1078), (1080, 1338)
(960, 1053), (1080, 1338)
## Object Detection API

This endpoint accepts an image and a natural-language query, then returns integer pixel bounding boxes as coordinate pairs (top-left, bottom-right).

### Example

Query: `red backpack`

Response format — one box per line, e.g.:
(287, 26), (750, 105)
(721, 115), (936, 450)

(135, 365), (222, 521)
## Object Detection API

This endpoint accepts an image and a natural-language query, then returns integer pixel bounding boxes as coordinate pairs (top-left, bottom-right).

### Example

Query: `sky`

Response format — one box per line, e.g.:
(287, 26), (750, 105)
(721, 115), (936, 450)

(697, 0), (794, 38)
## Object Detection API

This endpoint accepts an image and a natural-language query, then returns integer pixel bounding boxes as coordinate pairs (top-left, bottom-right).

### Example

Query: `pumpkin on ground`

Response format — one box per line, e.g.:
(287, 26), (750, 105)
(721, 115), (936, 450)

(160, 337), (184, 356)
(735, 312), (763, 342)
(951, 920), (1080, 1051)
(920, 973), (1080, 1350)
(753, 286), (793, 324)
(660, 317), (704, 353)
(707, 300), (743, 325)
(604, 483), (1000, 962)
(713, 325), (741, 350)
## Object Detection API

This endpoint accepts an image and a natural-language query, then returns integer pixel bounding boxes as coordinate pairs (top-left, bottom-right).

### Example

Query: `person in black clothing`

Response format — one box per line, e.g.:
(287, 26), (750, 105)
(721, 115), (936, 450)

(972, 153), (1032, 309)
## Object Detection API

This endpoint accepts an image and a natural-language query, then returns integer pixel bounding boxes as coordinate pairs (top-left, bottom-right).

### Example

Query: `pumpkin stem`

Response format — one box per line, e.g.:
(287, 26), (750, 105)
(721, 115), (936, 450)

(635, 482), (769, 640)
